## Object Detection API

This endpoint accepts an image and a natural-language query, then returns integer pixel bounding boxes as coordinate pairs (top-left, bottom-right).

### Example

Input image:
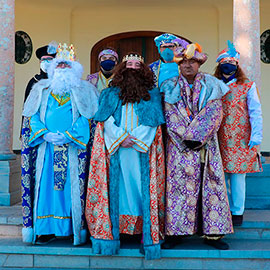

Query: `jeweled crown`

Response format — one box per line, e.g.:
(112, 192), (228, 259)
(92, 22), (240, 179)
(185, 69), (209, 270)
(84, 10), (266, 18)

(56, 43), (76, 61)
(122, 54), (144, 63)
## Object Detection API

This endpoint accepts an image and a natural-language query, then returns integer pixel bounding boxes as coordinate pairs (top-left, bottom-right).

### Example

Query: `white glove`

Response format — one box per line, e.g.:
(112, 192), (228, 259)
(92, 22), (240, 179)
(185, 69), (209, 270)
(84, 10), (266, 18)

(43, 132), (70, 145)
(43, 132), (60, 144)
(53, 132), (71, 146)
(248, 140), (260, 150)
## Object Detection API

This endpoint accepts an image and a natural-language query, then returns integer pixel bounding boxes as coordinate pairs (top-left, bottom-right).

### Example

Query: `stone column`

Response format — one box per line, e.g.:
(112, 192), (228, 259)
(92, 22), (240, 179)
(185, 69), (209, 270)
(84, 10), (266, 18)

(233, 0), (261, 92)
(0, 0), (20, 206)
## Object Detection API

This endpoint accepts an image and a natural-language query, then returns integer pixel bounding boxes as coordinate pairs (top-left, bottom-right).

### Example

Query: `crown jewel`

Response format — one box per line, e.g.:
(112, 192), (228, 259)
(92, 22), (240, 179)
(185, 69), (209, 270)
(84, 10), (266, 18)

(56, 43), (76, 61)
(122, 54), (144, 63)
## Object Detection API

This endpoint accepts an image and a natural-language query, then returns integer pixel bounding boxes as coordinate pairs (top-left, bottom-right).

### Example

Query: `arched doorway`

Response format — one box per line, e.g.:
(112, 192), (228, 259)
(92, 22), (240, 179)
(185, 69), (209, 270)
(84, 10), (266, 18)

(90, 31), (191, 73)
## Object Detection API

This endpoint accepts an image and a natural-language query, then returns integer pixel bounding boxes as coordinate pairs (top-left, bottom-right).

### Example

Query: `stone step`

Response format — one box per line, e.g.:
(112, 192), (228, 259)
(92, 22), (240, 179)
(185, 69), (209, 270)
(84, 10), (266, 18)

(0, 204), (21, 238)
(246, 163), (270, 209)
(0, 237), (269, 269)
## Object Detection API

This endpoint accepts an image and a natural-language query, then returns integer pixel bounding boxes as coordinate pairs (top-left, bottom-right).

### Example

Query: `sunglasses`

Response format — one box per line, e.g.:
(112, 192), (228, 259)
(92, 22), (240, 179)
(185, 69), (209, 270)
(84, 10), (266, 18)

(160, 45), (175, 49)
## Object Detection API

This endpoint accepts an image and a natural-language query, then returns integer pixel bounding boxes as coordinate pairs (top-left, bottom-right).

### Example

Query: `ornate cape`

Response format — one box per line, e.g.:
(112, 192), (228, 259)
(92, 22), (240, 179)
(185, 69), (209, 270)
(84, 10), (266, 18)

(21, 79), (98, 245)
(163, 73), (233, 236)
(85, 87), (165, 260)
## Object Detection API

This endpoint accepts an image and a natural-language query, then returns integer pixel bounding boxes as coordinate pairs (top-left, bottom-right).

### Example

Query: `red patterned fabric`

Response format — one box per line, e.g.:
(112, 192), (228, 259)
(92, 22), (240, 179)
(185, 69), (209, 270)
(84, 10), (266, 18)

(218, 82), (262, 173)
(119, 215), (143, 234)
(85, 123), (165, 243)
(85, 122), (112, 240)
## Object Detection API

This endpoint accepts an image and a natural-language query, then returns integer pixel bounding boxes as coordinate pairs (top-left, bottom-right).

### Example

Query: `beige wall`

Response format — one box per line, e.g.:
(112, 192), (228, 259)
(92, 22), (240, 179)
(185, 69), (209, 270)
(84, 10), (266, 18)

(14, 0), (270, 150)
(15, 1), (72, 149)
(260, 1), (270, 152)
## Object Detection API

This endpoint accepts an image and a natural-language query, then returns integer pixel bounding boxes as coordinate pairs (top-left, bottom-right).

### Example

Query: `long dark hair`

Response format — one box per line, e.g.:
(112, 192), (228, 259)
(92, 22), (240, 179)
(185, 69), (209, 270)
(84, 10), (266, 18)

(110, 61), (155, 104)
(214, 63), (248, 84)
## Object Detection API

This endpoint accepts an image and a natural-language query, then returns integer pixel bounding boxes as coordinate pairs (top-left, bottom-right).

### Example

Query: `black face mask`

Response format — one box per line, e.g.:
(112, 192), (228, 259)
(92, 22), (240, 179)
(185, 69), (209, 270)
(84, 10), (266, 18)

(220, 63), (237, 75)
(100, 60), (116, 71)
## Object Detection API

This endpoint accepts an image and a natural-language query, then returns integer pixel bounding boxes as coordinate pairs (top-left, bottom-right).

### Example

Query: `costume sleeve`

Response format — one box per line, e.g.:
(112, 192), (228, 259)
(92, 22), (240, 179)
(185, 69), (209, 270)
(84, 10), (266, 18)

(28, 112), (48, 147)
(104, 116), (129, 155)
(159, 63), (180, 88)
(247, 82), (263, 144)
(182, 99), (223, 145)
(130, 125), (157, 153)
(160, 77), (181, 104)
(64, 116), (90, 150)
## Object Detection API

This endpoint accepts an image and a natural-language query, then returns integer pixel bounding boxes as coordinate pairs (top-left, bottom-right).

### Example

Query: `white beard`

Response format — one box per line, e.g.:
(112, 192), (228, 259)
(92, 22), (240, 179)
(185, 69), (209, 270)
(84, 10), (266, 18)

(49, 68), (81, 96)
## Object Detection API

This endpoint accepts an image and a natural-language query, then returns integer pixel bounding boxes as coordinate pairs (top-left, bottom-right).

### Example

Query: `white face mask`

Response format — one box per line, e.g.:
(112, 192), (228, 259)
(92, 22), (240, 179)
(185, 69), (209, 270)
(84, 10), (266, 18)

(40, 61), (49, 73)
(40, 58), (53, 73)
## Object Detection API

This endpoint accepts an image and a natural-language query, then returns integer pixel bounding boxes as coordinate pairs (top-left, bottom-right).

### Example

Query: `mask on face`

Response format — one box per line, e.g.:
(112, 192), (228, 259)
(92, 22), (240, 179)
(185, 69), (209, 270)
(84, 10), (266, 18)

(100, 59), (116, 71)
(160, 48), (174, 62)
(40, 61), (49, 73)
(220, 63), (237, 75)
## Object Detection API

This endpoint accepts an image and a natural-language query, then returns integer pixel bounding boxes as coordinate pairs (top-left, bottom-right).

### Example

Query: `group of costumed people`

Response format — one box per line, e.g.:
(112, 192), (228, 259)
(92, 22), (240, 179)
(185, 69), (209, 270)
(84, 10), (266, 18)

(21, 33), (262, 260)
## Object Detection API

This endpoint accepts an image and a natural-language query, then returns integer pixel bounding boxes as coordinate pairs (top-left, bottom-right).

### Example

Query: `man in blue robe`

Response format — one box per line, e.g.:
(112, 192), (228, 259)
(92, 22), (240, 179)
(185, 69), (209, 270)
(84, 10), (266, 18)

(149, 33), (190, 88)
(21, 43), (99, 245)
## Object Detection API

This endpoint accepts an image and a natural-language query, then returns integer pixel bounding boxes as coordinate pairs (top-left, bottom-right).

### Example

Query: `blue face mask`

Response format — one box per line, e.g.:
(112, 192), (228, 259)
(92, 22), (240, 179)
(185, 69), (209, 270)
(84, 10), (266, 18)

(220, 63), (237, 75)
(100, 59), (116, 71)
(160, 48), (174, 62)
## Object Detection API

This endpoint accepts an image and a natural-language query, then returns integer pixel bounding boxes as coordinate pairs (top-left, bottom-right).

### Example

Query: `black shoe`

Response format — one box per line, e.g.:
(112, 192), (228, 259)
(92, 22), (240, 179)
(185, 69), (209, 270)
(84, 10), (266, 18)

(232, 215), (243, 226)
(36, 234), (56, 245)
(204, 238), (229, 250)
(161, 236), (182, 249)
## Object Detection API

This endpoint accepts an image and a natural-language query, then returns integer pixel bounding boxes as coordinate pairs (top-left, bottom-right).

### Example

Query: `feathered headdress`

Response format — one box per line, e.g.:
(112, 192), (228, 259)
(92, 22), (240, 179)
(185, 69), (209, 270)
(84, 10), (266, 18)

(216, 40), (240, 63)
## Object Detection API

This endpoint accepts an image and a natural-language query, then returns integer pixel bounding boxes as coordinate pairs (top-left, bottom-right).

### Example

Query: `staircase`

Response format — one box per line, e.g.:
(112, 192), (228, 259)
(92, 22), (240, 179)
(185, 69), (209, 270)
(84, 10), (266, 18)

(0, 164), (269, 269)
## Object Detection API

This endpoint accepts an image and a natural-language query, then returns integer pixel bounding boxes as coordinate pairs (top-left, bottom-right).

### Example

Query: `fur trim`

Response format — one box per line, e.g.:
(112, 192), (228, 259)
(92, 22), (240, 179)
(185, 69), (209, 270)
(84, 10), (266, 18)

(23, 79), (99, 119)
(23, 79), (50, 117)
(91, 237), (120, 255)
(95, 87), (165, 127)
(198, 73), (230, 110)
(140, 152), (152, 246)
(204, 73), (230, 98)
(137, 88), (165, 127)
(161, 77), (181, 104)
(109, 152), (120, 240)
(144, 243), (161, 260)
(71, 80), (99, 119)
(94, 87), (120, 122)
(69, 145), (81, 246)
(162, 74), (230, 107)
(22, 227), (34, 243)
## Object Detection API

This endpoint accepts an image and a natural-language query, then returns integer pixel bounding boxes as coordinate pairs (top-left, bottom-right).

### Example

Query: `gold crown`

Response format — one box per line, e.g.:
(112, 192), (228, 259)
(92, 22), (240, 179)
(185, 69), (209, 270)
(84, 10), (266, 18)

(122, 54), (144, 63)
(56, 43), (76, 61)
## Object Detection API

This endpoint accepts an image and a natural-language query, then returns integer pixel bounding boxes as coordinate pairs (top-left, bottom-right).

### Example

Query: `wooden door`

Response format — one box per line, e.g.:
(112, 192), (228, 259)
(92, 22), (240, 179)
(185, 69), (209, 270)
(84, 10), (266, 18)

(90, 31), (190, 73)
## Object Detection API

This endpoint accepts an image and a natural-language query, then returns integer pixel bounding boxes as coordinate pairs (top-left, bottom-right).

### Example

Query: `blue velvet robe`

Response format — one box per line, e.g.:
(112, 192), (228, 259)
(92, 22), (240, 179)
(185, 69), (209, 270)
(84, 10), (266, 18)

(28, 94), (89, 236)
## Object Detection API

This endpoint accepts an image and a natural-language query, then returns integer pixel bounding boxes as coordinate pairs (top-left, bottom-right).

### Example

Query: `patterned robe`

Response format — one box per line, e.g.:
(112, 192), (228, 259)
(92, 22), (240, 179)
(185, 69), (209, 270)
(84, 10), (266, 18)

(21, 79), (98, 245)
(162, 73), (233, 236)
(218, 81), (262, 173)
(149, 60), (161, 87)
